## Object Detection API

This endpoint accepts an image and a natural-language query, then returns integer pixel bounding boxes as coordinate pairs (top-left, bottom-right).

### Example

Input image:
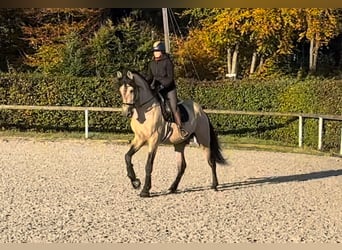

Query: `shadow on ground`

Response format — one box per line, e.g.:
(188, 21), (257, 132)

(150, 168), (342, 197)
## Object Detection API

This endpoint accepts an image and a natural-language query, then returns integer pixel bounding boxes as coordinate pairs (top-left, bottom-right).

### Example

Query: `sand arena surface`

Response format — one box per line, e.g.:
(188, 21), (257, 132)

(0, 138), (341, 242)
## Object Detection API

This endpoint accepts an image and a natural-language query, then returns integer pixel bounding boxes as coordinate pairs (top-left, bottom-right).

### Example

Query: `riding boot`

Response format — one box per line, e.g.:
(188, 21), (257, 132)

(174, 110), (189, 139)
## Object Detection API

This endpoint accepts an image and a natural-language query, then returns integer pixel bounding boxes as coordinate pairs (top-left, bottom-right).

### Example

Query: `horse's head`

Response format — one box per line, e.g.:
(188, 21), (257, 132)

(117, 71), (136, 118)
(117, 70), (153, 118)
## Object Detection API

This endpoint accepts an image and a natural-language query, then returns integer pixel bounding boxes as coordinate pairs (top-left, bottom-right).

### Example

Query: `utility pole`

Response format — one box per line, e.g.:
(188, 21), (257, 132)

(162, 8), (170, 53)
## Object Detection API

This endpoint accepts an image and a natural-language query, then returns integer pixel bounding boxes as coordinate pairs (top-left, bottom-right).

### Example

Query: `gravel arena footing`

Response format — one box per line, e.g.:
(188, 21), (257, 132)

(0, 138), (341, 243)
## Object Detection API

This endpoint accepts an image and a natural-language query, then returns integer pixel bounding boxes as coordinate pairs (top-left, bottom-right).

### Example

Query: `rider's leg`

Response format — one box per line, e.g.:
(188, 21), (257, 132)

(167, 89), (189, 138)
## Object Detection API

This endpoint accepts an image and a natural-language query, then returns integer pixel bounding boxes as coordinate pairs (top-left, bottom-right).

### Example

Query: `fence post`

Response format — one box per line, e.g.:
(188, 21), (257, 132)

(318, 117), (323, 150)
(85, 109), (89, 139)
(340, 128), (342, 155)
(298, 116), (303, 147)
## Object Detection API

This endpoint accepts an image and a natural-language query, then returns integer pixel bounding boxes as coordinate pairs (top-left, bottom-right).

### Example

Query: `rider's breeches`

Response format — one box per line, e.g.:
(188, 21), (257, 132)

(167, 89), (178, 115)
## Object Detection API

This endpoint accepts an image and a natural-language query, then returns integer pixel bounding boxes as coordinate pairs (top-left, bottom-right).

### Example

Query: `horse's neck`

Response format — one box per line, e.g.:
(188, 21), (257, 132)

(134, 86), (159, 113)
(134, 74), (158, 109)
(133, 92), (161, 123)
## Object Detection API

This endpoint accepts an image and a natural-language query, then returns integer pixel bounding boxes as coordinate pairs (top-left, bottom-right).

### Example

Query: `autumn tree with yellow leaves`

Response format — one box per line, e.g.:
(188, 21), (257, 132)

(177, 8), (342, 79)
(1, 8), (341, 79)
(300, 8), (340, 73)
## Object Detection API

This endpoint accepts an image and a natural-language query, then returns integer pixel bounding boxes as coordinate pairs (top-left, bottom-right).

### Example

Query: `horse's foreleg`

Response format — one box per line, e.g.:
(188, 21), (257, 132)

(140, 148), (157, 197)
(125, 140), (144, 189)
(168, 143), (187, 193)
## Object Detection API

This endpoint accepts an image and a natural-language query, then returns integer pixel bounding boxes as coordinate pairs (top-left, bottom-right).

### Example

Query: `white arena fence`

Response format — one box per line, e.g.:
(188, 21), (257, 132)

(1, 104), (341, 155)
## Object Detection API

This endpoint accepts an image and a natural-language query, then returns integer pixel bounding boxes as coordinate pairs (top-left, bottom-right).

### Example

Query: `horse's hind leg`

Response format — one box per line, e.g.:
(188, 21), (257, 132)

(125, 138), (144, 189)
(204, 147), (219, 190)
(194, 115), (219, 190)
(168, 142), (187, 193)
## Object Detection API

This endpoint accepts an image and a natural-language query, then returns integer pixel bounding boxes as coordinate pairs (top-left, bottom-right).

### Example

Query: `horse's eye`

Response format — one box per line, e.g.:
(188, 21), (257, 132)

(130, 89), (134, 94)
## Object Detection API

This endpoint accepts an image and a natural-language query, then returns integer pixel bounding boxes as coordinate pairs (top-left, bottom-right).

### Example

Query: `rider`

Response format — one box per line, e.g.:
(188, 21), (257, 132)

(146, 40), (189, 139)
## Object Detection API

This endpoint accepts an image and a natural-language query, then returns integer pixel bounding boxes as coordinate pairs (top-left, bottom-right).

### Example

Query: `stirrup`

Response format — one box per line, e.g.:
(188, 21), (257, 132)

(179, 127), (189, 139)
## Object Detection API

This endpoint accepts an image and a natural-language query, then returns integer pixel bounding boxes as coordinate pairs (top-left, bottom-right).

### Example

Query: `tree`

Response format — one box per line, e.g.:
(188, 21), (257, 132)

(179, 8), (342, 79)
(300, 8), (340, 73)
(205, 8), (250, 79)
(178, 8), (249, 79)
(0, 9), (29, 72)
(87, 16), (156, 77)
(21, 8), (104, 48)
(21, 8), (105, 72)
(58, 32), (87, 76)
(174, 28), (221, 79)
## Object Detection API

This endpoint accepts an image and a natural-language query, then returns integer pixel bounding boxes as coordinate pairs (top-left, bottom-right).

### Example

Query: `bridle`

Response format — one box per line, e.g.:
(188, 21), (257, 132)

(118, 71), (157, 110)
(122, 83), (155, 109)
(122, 83), (137, 107)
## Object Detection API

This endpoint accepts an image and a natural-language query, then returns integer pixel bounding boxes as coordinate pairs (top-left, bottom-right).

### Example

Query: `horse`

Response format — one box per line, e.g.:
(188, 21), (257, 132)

(117, 70), (227, 197)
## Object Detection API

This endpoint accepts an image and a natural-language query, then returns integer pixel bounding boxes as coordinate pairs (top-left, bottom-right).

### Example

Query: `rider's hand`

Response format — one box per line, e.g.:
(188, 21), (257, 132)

(150, 78), (156, 90)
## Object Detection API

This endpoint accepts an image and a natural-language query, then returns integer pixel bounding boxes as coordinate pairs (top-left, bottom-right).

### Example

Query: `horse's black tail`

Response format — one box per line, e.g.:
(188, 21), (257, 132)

(208, 116), (228, 165)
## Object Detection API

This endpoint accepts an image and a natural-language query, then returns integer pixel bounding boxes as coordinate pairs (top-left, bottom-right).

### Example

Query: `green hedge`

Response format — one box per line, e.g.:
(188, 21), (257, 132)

(0, 74), (131, 133)
(177, 77), (341, 151)
(1, 73), (341, 151)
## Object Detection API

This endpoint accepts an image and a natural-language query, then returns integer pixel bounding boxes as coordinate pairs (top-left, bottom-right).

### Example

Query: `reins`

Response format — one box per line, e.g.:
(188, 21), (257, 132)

(123, 83), (157, 111)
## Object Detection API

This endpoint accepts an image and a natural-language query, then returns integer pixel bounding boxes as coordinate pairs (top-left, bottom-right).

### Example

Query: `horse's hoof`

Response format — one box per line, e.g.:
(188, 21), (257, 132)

(131, 179), (141, 189)
(212, 185), (218, 191)
(168, 187), (177, 194)
(139, 191), (150, 198)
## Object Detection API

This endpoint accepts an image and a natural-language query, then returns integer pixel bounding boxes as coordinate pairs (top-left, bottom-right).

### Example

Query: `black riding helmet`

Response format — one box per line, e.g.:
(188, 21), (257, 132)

(152, 41), (166, 52)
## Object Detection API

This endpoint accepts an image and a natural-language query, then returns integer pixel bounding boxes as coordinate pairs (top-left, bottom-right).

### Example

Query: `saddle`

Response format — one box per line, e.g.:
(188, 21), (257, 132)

(156, 92), (189, 123)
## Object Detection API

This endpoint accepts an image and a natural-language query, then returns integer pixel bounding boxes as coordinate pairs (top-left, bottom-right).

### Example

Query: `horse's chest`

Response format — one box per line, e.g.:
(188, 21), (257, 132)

(131, 108), (163, 135)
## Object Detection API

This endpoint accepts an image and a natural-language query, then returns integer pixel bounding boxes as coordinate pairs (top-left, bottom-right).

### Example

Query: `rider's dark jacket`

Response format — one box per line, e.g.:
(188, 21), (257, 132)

(146, 54), (176, 95)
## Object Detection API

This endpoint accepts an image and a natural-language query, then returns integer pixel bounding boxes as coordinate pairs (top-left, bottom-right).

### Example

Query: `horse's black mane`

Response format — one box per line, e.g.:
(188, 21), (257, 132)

(129, 70), (148, 82)
(119, 69), (150, 90)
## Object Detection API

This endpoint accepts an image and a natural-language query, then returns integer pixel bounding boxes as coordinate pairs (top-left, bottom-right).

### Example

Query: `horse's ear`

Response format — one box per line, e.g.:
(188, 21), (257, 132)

(117, 71), (122, 79)
(127, 71), (134, 80)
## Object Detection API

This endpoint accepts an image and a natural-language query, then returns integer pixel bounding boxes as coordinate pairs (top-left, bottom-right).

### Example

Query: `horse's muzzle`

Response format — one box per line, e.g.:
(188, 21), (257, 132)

(122, 105), (133, 118)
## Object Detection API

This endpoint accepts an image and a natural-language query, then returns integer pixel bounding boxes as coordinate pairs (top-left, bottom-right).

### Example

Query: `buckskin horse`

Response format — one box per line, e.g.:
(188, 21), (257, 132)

(117, 70), (227, 197)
